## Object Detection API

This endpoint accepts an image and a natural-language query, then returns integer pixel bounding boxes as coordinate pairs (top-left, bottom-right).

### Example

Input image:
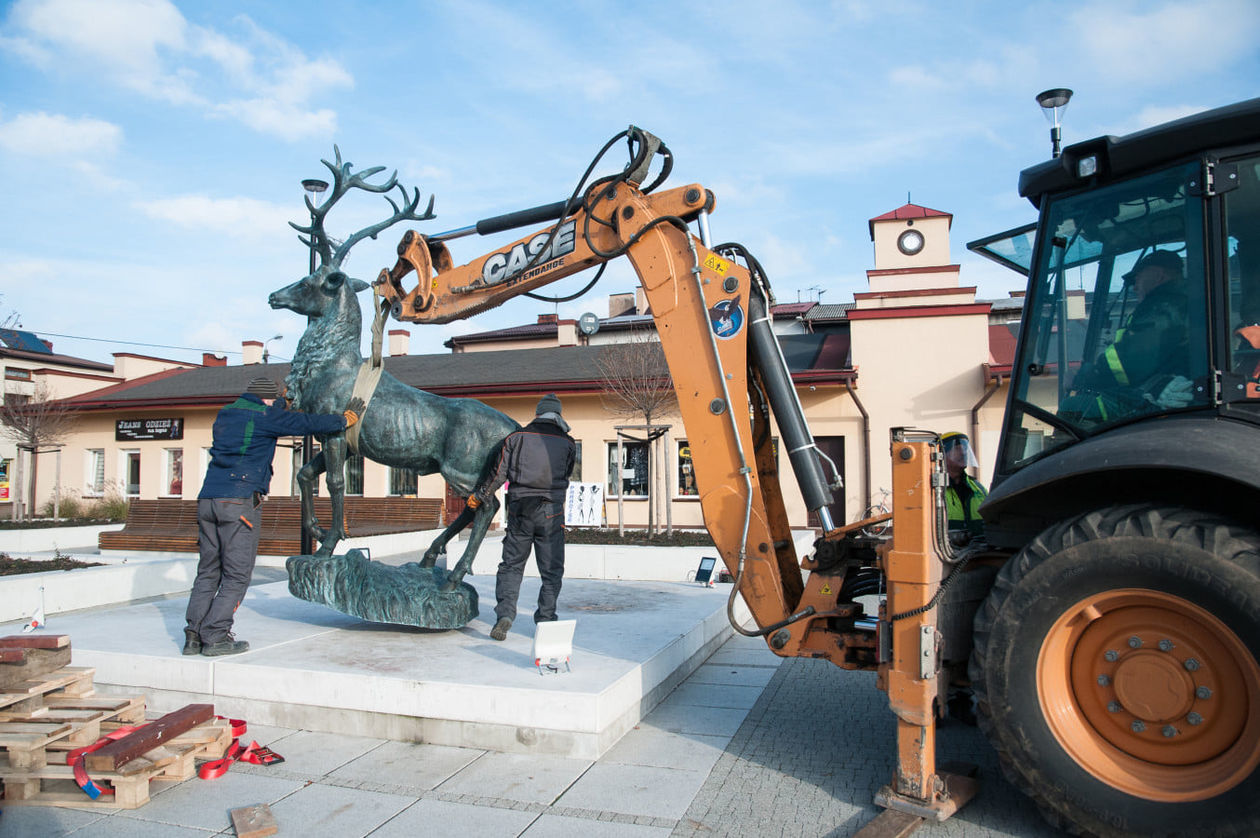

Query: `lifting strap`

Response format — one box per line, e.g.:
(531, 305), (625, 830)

(345, 290), (389, 454)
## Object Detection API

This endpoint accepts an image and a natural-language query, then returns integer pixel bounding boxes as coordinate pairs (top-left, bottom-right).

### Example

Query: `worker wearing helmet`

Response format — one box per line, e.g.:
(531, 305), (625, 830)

(942, 432), (986, 541)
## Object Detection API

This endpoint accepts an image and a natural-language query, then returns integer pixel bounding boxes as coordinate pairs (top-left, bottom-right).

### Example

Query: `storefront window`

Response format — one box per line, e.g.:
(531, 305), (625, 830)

(346, 451), (364, 495)
(164, 448), (183, 496)
(607, 441), (649, 498)
(677, 441), (697, 497)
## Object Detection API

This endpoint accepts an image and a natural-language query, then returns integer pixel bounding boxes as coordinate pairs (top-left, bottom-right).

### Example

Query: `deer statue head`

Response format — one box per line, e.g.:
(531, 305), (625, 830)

(269, 146), (435, 320)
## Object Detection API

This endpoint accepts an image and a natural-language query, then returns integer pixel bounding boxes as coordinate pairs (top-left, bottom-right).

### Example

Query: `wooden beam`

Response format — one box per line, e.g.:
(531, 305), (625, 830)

(0, 635), (70, 650)
(83, 704), (214, 773)
(0, 646), (73, 690)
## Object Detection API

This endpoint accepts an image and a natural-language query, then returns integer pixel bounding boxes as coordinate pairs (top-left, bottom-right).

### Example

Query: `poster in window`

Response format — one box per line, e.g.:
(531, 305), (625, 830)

(565, 482), (603, 527)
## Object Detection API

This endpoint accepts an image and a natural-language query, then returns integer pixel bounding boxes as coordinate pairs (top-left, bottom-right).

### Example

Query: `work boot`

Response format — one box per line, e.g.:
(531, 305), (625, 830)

(490, 617), (512, 641)
(201, 635), (249, 657)
(182, 630), (201, 656)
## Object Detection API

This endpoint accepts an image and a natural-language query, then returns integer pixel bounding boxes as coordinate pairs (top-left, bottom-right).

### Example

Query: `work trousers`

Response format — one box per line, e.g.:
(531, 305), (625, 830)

(495, 496), (565, 623)
(185, 496), (261, 644)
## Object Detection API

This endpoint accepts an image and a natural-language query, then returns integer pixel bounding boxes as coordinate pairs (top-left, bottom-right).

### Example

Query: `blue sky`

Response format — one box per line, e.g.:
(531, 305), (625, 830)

(1, 0), (1258, 365)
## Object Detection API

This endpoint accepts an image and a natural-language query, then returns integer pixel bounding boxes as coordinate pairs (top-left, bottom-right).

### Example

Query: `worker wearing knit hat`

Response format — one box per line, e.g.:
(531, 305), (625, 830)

(186, 380), (363, 658)
(476, 391), (577, 641)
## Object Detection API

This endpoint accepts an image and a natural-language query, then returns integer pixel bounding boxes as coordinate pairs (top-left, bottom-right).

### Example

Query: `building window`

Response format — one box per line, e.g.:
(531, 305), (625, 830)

(164, 448), (184, 496)
(607, 441), (649, 498)
(121, 450), (140, 496)
(346, 450), (364, 495)
(85, 449), (105, 496)
(292, 444), (320, 496)
(570, 441), (582, 481)
(4, 368), (31, 381)
(677, 441), (698, 497)
(389, 466), (419, 497)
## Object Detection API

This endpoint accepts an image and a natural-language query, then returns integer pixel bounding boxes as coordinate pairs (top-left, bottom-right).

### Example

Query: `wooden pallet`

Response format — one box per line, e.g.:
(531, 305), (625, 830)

(0, 651), (232, 809)
(0, 716), (232, 809)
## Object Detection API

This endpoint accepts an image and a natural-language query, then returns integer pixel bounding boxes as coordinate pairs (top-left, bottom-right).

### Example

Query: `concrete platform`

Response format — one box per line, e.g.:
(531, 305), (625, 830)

(3, 572), (747, 761)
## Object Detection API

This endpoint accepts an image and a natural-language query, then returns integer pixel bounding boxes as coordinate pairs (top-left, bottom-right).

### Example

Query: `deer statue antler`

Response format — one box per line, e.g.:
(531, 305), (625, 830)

(289, 145), (437, 268)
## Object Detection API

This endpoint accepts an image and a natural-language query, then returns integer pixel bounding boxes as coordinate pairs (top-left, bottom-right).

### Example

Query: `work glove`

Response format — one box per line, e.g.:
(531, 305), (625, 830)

(1147, 375), (1194, 409)
(466, 494), (482, 510)
(343, 396), (367, 427)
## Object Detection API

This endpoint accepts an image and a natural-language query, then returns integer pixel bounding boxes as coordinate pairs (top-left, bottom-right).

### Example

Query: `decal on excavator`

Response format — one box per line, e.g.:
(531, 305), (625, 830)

(709, 299), (744, 339)
(481, 220), (577, 286)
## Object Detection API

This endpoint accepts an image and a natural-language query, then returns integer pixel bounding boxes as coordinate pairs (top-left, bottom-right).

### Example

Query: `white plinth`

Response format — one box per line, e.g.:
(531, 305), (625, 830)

(7, 574), (749, 760)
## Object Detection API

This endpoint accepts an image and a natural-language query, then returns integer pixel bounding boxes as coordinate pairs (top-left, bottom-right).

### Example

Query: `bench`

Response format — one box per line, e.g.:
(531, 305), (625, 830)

(98, 497), (445, 555)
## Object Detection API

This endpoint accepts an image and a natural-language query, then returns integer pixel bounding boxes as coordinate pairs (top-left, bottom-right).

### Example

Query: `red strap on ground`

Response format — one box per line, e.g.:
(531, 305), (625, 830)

(67, 724), (146, 799)
(197, 717), (284, 779)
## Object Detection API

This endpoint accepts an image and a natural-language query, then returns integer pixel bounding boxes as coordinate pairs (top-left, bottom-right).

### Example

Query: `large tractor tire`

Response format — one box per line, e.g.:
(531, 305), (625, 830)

(970, 505), (1260, 837)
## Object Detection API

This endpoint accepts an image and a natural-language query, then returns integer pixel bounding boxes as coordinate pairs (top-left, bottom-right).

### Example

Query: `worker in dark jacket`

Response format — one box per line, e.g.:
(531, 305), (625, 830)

(184, 377), (361, 657)
(942, 432), (986, 543)
(476, 393), (577, 641)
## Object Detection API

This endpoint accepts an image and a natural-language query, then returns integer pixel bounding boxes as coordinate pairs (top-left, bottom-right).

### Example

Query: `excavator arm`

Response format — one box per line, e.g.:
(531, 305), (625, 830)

(372, 127), (867, 660)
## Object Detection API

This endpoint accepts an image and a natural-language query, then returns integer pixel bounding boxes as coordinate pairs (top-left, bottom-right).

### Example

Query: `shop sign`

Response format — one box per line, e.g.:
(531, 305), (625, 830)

(116, 418), (184, 441)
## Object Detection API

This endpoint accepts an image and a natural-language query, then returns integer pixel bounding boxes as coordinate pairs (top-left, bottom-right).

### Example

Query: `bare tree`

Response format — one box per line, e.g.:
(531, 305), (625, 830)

(0, 381), (78, 520)
(595, 329), (678, 534)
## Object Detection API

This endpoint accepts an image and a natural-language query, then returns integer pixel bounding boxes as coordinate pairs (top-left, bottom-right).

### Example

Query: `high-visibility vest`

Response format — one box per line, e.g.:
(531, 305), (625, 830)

(945, 475), (987, 535)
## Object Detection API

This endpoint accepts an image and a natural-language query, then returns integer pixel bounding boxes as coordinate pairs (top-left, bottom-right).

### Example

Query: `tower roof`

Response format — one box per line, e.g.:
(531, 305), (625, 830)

(868, 203), (952, 240)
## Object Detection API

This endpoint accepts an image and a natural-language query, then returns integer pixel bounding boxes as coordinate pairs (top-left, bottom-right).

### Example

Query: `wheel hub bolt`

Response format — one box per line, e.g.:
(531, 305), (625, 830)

(1128, 636), (1143, 649)
(1184, 658), (1201, 672)
(1131, 720), (1146, 732)
(1108, 701), (1122, 713)
(1104, 650), (1119, 662)
(1097, 674), (1111, 686)
(1158, 639), (1174, 652)
(1162, 725), (1178, 738)
(1196, 686), (1212, 699)
(1187, 712), (1203, 726)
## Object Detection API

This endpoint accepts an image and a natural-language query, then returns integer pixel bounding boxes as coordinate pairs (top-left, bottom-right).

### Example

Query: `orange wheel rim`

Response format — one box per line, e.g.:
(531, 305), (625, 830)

(1037, 588), (1260, 802)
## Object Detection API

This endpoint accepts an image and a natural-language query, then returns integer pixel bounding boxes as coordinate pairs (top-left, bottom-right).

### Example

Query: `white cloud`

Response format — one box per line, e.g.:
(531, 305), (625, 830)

(134, 195), (296, 238)
(0, 111), (122, 157)
(3, 0), (352, 139)
(1071, 0), (1260, 85)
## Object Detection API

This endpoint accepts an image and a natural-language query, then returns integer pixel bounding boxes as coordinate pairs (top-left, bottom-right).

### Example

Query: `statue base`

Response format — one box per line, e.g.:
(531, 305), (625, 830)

(286, 549), (478, 629)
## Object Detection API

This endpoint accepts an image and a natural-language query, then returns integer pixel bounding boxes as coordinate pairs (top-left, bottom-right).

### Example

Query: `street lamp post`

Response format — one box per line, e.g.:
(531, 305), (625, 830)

(1036, 88), (1073, 158)
(299, 178), (328, 555)
(262, 334), (283, 364)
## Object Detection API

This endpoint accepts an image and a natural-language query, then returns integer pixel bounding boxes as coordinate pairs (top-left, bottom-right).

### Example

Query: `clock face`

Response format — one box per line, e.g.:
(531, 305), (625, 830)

(898, 229), (925, 256)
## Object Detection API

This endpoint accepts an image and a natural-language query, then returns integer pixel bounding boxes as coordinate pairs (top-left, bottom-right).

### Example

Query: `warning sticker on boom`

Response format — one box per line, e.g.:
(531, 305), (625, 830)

(704, 253), (730, 274)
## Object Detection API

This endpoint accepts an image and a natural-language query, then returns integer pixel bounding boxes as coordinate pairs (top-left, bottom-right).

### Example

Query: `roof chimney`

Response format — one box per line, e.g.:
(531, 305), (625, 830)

(537, 313), (559, 325)
(608, 293), (634, 318)
(41, 339), (53, 352)
(202, 353), (227, 367)
(242, 340), (263, 365)
(388, 329), (410, 357)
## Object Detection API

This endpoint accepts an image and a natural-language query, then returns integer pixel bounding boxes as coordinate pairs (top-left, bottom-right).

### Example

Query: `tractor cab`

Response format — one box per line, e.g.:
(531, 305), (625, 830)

(969, 98), (1260, 549)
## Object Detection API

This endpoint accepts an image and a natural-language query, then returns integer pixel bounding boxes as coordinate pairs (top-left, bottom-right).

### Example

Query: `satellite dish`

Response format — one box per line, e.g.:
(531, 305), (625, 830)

(578, 312), (600, 336)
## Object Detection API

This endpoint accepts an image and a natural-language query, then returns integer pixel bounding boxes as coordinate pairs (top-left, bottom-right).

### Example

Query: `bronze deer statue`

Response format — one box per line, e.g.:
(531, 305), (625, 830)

(269, 148), (518, 593)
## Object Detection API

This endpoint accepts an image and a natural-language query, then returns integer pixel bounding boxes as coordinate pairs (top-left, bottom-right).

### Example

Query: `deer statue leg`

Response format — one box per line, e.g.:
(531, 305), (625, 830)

(420, 496), (484, 567)
(296, 449), (328, 553)
(317, 435), (349, 557)
(443, 495), (501, 591)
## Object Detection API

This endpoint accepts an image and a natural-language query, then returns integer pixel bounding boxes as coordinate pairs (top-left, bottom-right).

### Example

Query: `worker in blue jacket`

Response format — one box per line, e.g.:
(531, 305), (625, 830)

(184, 377), (362, 657)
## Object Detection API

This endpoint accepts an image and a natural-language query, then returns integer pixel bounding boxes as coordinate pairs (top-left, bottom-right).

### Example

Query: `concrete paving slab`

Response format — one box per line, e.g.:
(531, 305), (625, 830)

(118, 771), (305, 832)
(685, 661), (780, 688)
(641, 701), (751, 738)
(666, 681), (766, 709)
(365, 798), (537, 838)
(329, 740), (485, 791)
(265, 782), (414, 837)
(556, 762), (710, 819)
(251, 729), (387, 777)
(522, 813), (673, 837)
(238, 721), (300, 747)
(435, 752), (591, 805)
(599, 725), (730, 771)
(0, 805), (110, 838)
(70, 815), (218, 836)
(5, 573), (743, 759)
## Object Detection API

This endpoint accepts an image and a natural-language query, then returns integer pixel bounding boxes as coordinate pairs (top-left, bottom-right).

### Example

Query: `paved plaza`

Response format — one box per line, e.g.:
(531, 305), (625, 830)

(1, 634), (1063, 837)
